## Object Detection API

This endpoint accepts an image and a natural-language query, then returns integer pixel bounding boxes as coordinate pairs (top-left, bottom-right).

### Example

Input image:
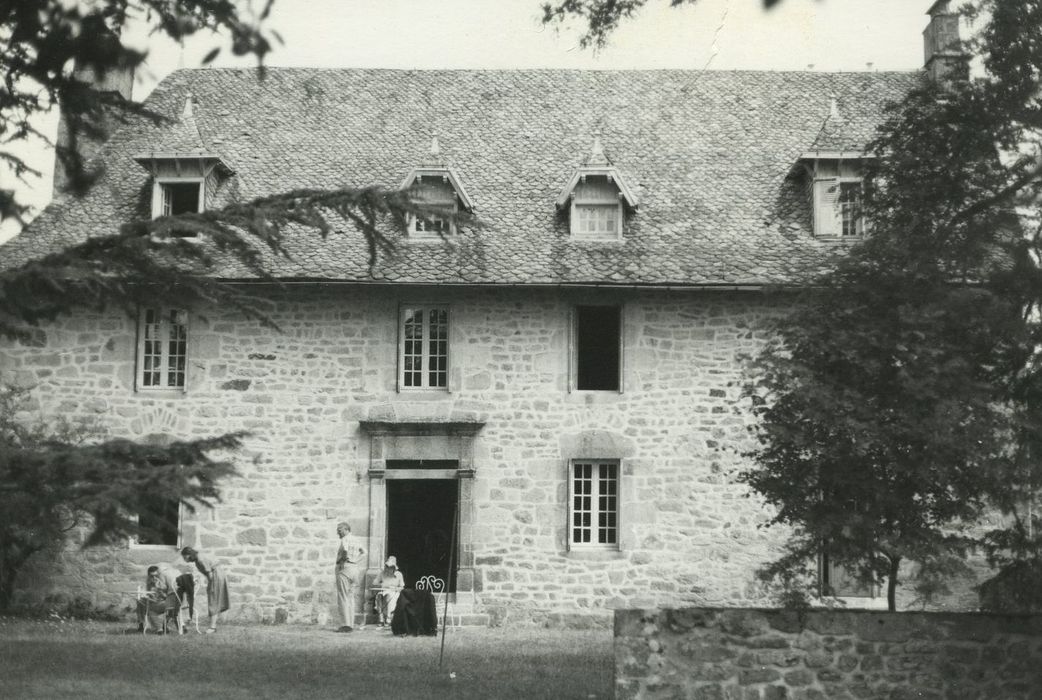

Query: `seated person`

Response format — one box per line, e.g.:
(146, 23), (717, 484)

(372, 556), (405, 626)
(135, 562), (181, 633)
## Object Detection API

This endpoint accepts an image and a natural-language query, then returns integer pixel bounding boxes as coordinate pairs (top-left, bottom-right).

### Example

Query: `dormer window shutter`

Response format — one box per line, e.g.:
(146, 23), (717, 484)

(814, 177), (841, 238)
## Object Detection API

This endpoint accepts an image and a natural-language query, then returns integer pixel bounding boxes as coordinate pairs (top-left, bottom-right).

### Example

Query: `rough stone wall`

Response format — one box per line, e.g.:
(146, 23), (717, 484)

(0, 284), (976, 624)
(615, 607), (1042, 699)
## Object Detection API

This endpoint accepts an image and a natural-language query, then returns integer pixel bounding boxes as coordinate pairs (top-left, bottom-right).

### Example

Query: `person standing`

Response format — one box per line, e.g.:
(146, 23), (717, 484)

(181, 546), (230, 633)
(335, 521), (365, 632)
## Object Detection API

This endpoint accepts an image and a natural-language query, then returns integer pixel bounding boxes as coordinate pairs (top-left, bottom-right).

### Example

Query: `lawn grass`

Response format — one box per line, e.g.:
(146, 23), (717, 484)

(0, 617), (613, 699)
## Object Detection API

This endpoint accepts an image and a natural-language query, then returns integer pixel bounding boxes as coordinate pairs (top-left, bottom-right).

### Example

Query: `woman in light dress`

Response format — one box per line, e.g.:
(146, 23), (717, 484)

(373, 555), (405, 626)
(181, 546), (230, 633)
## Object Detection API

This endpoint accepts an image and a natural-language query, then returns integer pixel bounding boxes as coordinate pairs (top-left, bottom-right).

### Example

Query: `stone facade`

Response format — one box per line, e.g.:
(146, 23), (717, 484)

(2, 284), (801, 624)
(615, 607), (1042, 699)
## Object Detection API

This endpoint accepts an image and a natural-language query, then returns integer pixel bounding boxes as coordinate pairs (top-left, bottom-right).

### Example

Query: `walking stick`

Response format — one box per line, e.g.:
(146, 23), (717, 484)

(439, 478), (460, 669)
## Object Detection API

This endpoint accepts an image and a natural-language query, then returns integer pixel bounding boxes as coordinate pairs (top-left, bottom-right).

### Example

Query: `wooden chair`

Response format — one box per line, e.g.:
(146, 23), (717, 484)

(163, 573), (199, 635)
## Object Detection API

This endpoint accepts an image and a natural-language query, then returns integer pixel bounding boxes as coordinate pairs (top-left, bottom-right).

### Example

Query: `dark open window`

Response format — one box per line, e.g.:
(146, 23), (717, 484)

(137, 494), (180, 546)
(575, 305), (621, 391)
(161, 182), (201, 216)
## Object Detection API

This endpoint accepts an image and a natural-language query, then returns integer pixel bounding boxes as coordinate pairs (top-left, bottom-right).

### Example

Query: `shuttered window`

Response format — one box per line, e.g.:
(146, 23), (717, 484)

(814, 177), (864, 238)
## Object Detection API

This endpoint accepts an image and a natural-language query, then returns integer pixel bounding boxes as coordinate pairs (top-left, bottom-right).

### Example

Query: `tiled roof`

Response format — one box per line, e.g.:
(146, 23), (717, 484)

(2, 68), (921, 286)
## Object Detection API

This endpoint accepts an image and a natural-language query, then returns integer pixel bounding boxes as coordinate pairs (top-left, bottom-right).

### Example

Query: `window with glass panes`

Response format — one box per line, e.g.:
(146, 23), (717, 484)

(575, 204), (619, 237)
(414, 212), (450, 235)
(400, 306), (449, 389)
(839, 181), (864, 237)
(138, 308), (188, 390)
(570, 176), (622, 239)
(571, 460), (619, 547)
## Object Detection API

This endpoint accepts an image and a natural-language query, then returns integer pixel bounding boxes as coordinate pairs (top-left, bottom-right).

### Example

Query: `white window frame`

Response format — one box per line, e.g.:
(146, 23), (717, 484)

(568, 459), (620, 550)
(151, 176), (204, 239)
(570, 304), (624, 392)
(410, 207), (456, 239)
(136, 307), (189, 392)
(398, 304), (450, 391)
(129, 499), (183, 550)
(569, 177), (623, 240)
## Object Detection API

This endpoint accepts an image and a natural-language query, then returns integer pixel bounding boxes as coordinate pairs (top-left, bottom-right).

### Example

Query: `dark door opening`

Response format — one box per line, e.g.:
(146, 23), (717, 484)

(386, 478), (458, 592)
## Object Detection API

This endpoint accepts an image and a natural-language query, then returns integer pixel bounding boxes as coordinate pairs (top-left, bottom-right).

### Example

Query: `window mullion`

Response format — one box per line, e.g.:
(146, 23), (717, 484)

(158, 316), (171, 387)
(421, 308), (431, 389)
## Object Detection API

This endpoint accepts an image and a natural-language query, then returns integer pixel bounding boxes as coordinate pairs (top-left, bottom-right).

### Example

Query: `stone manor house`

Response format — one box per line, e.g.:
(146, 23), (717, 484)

(0, 7), (973, 626)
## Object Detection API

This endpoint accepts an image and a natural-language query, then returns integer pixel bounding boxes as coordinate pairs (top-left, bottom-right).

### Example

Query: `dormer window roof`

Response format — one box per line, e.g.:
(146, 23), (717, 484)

(132, 94), (233, 177)
(400, 137), (472, 238)
(555, 137), (639, 210)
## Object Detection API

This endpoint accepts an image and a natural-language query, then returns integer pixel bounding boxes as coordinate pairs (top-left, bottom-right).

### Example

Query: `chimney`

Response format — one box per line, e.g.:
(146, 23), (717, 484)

(923, 0), (969, 85)
(52, 27), (134, 197)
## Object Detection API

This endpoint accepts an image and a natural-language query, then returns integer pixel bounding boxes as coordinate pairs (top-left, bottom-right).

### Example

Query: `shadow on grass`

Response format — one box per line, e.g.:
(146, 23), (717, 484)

(0, 621), (613, 699)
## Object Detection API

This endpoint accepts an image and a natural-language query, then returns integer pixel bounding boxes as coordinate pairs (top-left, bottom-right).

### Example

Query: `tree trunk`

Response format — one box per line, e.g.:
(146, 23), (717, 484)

(0, 549), (35, 611)
(0, 557), (19, 611)
(887, 555), (901, 612)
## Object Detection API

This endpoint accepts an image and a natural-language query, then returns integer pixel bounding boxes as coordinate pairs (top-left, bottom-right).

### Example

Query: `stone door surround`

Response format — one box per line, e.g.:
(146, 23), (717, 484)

(359, 421), (483, 594)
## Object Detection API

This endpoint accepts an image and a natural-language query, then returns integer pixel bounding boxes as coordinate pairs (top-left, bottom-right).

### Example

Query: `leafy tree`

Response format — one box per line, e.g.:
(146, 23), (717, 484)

(540, 0), (783, 49)
(740, 0), (1042, 611)
(0, 1), (442, 609)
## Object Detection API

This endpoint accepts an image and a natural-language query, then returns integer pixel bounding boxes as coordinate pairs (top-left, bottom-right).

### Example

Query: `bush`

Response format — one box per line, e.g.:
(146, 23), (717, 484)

(11, 594), (122, 622)
(978, 560), (1042, 613)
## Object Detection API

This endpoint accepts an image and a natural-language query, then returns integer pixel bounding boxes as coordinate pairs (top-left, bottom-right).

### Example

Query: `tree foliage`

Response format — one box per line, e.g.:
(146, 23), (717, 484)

(0, 1), (455, 341)
(740, 0), (1042, 611)
(540, 0), (783, 49)
(0, 385), (241, 608)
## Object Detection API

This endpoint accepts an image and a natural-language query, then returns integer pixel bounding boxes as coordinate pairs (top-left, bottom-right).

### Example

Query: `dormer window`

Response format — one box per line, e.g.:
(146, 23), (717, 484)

(557, 138), (638, 241)
(399, 161), (473, 241)
(146, 176), (206, 239)
(132, 94), (233, 240)
(411, 175), (458, 238)
(134, 154), (231, 239)
(799, 153), (867, 239)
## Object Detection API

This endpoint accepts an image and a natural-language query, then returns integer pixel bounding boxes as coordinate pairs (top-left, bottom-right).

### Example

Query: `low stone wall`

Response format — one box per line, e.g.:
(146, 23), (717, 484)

(615, 607), (1042, 699)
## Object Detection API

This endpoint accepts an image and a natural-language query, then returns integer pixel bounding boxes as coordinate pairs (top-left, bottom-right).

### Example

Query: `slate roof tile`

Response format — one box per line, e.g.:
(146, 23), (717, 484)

(2, 68), (921, 286)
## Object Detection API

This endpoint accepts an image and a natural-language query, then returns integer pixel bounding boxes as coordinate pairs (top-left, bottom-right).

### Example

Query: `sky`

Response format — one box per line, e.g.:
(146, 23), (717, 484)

(0, 0), (936, 243)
